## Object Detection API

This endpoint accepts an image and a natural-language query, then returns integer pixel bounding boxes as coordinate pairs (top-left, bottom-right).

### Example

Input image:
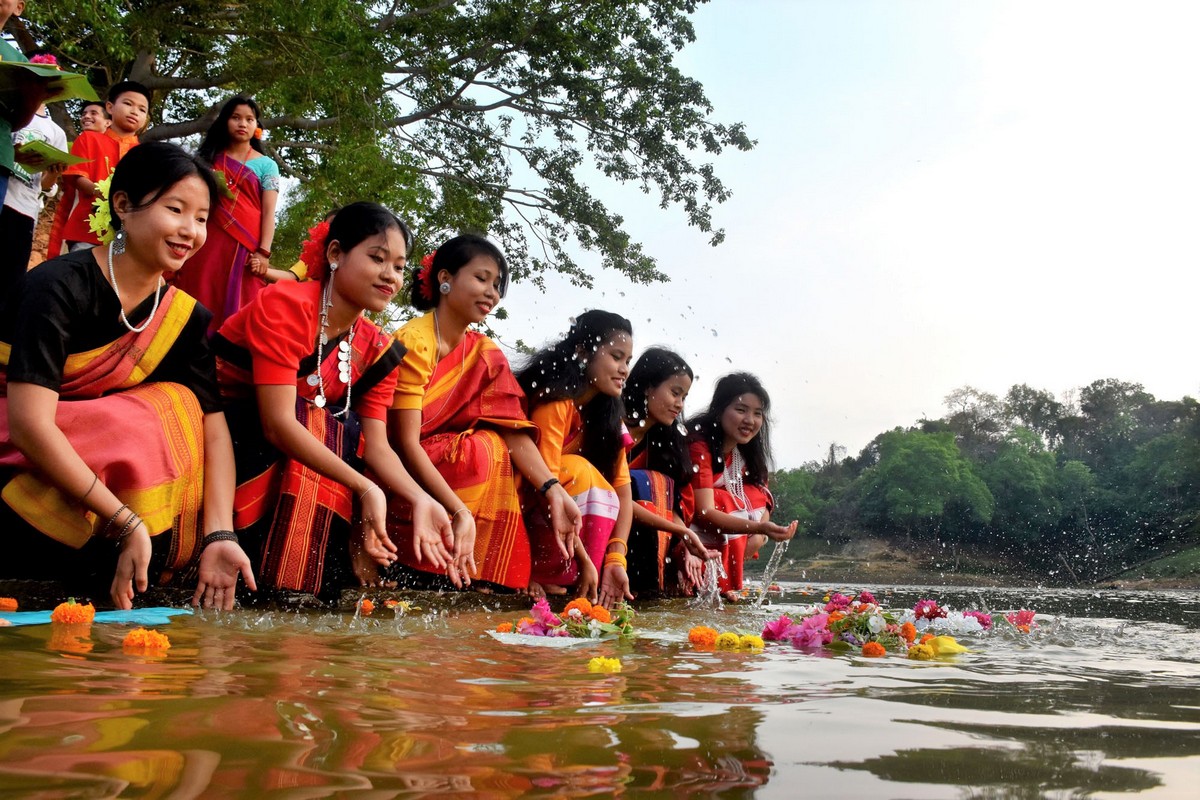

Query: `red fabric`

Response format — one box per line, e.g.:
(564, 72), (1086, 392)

(61, 130), (138, 244)
(689, 438), (718, 490)
(218, 280), (399, 422)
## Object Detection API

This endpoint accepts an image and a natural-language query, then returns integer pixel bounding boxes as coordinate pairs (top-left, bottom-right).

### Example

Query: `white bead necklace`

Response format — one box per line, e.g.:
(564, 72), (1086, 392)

(723, 446), (750, 512)
(107, 238), (163, 334)
(308, 277), (355, 417)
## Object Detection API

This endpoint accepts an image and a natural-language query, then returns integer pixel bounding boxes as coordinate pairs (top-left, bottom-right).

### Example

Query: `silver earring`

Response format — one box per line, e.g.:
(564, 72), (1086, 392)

(329, 261), (338, 272)
(439, 281), (451, 295)
(112, 229), (127, 256)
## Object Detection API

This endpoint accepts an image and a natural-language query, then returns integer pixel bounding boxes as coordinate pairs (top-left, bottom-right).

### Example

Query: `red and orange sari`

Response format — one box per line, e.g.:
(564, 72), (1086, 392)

(626, 446), (676, 593)
(387, 325), (535, 590)
(0, 287), (206, 579)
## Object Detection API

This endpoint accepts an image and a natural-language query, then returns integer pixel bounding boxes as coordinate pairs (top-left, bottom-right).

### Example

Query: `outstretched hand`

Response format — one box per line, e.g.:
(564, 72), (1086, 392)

(193, 540), (257, 610)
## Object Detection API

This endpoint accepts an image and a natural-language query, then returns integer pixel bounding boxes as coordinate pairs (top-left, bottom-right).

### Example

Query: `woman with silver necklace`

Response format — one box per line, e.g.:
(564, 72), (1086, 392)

(0, 142), (255, 610)
(686, 372), (798, 603)
(386, 235), (581, 594)
(214, 203), (452, 597)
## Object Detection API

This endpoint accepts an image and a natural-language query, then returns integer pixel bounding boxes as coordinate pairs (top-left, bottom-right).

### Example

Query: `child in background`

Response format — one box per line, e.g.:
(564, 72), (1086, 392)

(45, 101), (110, 258)
(59, 80), (148, 250)
(516, 310), (635, 607)
(687, 372), (797, 601)
(621, 347), (717, 596)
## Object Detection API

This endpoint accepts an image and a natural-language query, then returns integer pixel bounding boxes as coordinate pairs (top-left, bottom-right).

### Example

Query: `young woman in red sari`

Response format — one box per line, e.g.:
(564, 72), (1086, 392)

(516, 310), (636, 607)
(621, 347), (717, 596)
(174, 96), (279, 334)
(214, 203), (452, 597)
(688, 372), (797, 601)
(387, 235), (580, 593)
(0, 142), (255, 609)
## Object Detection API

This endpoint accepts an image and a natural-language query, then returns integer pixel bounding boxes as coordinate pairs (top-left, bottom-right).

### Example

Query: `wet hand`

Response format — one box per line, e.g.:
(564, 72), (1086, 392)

(547, 484), (581, 559)
(449, 509), (477, 588)
(111, 524), (151, 610)
(598, 563), (633, 609)
(359, 486), (398, 566)
(193, 540), (257, 610)
(410, 495), (453, 572)
(576, 558), (599, 603)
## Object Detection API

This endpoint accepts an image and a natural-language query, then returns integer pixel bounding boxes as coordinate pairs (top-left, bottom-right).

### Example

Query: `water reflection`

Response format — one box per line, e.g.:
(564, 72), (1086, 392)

(0, 585), (1197, 796)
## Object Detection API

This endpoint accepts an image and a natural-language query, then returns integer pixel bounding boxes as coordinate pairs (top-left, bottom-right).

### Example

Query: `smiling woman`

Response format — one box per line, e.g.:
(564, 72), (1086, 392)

(212, 202), (450, 599)
(0, 142), (256, 610)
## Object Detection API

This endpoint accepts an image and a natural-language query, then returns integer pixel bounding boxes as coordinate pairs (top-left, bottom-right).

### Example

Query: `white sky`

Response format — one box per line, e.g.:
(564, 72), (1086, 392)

(493, 0), (1200, 468)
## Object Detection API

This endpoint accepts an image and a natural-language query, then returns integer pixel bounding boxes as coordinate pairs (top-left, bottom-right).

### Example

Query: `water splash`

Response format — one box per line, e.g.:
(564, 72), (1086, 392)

(692, 557), (726, 609)
(753, 540), (790, 607)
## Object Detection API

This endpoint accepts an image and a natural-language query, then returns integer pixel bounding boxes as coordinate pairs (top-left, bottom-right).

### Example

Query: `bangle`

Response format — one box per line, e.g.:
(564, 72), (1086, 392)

(114, 512), (142, 546)
(606, 537), (627, 553)
(203, 530), (240, 548)
(603, 552), (627, 570)
(256, 247), (271, 258)
(360, 484), (380, 501)
(538, 477), (560, 495)
(100, 503), (129, 538)
(80, 472), (99, 503)
(452, 507), (471, 519)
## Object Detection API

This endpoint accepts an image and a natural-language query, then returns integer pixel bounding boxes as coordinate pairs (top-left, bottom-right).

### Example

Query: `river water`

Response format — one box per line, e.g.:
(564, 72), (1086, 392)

(1, 584), (1197, 798)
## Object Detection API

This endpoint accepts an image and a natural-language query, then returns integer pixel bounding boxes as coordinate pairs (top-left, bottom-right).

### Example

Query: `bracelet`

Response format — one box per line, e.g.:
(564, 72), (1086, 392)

(538, 477), (560, 495)
(603, 552), (628, 570)
(100, 503), (129, 538)
(256, 247), (271, 258)
(114, 512), (142, 546)
(360, 484), (380, 501)
(452, 508), (472, 520)
(203, 530), (240, 548)
(80, 472), (99, 503)
(606, 537), (628, 553)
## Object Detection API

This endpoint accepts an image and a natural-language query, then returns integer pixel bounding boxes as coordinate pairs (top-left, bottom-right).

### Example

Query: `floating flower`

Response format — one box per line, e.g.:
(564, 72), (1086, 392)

(1005, 609), (1036, 633)
(739, 634), (765, 652)
(919, 633), (934, 644)
(688, 626), (718, 649)
(963, 610), (992, 630)
(516, 617), (545, 636)
(531, 598), (562, 628)
(0, 597), (17, 612)
(588, 605), (612, 624)
(913, 599), (947, 620)
(907, 643), (935, 661)
(495, 622), (513, 633)
(789, 614), (833, 649)
(587, 657), (622, 673)
(827, 610), (845, 624)
(358, 598), (374, 615)
(926, 635), (968, 656)
(123, 628), (171, 652)
(762, 614), (795, 641)
(564, 598), (592, 616)
(715, 632), (742, 651)
(857, 590), (877, 605)
(900, 622), (917, 644)
(824, 592), (852, 611)
(50, 599), (95, 625)
(862, 641), (887, 658)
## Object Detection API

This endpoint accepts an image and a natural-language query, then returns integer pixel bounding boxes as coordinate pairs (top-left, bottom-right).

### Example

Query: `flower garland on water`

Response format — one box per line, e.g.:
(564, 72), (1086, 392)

(50, 598), (95, 625)
(123, 627), (171, 653)
(494, 597), (635, 639)
(687, 626), (764, 652)
(587, 656), (622, 673)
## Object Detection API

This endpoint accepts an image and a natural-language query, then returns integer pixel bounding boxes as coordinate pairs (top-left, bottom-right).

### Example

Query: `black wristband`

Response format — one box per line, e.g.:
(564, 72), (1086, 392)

(202, 530), (240, 548)
(538, 477), (560, 495)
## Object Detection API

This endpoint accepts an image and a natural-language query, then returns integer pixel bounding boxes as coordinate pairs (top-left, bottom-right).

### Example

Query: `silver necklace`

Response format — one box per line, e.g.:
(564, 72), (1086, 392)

(724, 447), (749, 512)
(308, 278), (355, 417)
(107, 238), (162, 334)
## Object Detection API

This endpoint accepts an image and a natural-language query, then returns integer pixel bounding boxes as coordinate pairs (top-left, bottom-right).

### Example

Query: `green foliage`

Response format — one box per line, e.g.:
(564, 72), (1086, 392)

(23, 0), (752, 293)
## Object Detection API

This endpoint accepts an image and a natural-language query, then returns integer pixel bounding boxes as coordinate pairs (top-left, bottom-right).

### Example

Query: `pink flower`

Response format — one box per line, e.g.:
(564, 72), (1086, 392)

(517, 619), (548, 636)
(824, 593), (851, 612)
(1005, 609), (1036, 628)
(964, 610), (993, 630)
(914, 599), (946, 620)
(762, 614), (795, 641)
(531, 598), (562, 628)
(30, 54), (59, 66)
(789, 614), (833, 649)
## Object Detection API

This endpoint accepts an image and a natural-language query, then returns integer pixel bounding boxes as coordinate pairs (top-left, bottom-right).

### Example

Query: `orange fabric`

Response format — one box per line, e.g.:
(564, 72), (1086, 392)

(61, 130), (138, 244)
(531, 400), (629, 488)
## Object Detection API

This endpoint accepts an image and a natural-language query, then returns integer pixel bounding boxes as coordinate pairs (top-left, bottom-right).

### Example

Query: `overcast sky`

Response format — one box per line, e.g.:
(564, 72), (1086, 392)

(492, 0), (1200, 468)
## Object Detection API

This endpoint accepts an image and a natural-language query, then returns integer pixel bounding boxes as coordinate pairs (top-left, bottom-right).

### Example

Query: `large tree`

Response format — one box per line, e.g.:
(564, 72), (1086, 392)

(17, 0), (752, 289)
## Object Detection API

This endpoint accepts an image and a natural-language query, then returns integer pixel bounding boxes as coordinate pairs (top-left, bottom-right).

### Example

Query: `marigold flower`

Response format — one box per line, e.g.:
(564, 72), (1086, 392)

(920, 633), (934, 644)
(588, 605), (612, 624)
(907, 643), (935, 661)
(587, 656), (622, 673)
(827, 611), (845, 624)
(739, 634), (765, 651)
(517, 616), (536, 629)
(862, 641), (887, 658)
(0, 597), (17, 612)
(495, 622), (514, 633)
(688, 625), (718, 648)
(358, 598), (374, 615)
(715, 632), (742, 651)
(900, 622), (918, 643)
(50, 599), (95, 625)
(123, 628), (171, 652)
(564, 597), (593, 616)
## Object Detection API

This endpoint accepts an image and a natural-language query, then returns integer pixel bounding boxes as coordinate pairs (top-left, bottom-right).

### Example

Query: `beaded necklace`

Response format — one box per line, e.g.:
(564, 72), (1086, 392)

(107, 238), (163, 334)
(307, 277), (356, 417)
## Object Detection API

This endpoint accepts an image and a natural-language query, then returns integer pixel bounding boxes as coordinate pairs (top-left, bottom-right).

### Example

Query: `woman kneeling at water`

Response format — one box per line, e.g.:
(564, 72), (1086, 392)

(0, 142), (255, 609)
(214, 203), (451, 597)
(386, 235), (580, 592)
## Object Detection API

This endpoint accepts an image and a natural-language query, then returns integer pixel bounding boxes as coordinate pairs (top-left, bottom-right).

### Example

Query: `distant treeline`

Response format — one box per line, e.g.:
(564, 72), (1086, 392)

(771, 380), (1200, 581)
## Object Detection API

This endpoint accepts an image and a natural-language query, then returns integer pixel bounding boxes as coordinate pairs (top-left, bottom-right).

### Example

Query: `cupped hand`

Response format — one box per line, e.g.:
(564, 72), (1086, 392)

(598, 563), (633, 609)
(547, 484), (581, 559)
(448, 510), (477, 588)
(193, 540), (257, 610)
(111, 525), (151, 610)
(410, 495), (453, 573)
(757, 519), (798, 541)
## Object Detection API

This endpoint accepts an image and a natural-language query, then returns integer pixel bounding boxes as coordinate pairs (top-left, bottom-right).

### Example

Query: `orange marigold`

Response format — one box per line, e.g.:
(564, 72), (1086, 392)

(495, 622), (514, 633)
(564, 597), (593, 616)
(0, 597), (17, 612)
(358, 598), (375, 615)
(862, 641), (887, 658)
(919, 633), (934, 644)
(50, 599), (95, 625)
(688, 625), (718, 648)
(588, 605), (612, 623)
(122, 627), (171, 652)
(518, 616), (536, 629)
(827, 611), (845, 624)
(900, 622), (918, 643)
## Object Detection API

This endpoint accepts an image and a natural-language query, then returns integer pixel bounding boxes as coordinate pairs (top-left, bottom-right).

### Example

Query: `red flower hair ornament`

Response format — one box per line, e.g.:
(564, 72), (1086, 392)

(414, 251), (436, 302)
(298, 219), (332, 281)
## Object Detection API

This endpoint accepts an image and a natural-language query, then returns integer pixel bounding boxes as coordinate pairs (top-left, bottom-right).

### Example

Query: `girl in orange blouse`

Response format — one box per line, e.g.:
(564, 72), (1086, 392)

(515, 310), (635, 606)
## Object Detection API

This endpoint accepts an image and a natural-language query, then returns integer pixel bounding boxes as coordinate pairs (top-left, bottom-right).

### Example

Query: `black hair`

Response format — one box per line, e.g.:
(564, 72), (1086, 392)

(80, 100), (107, 116)
(316, 201), (411, 282)
(516, 309), (633, 482)
(107, 80), (151, 107)
(409, 233), (509, 312)
(622, 347), (694, 488)
(198, 95), (264, 163)
(107, 141), (220, 232)
(686, 372), (773, 487)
